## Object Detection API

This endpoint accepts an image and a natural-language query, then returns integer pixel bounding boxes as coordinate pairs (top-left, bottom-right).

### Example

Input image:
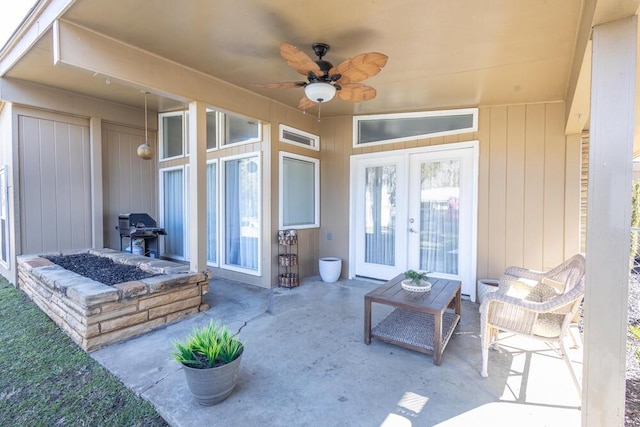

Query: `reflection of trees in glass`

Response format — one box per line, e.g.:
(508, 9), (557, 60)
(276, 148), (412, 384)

(421, 160), (459, 187)
(364, 165), (396, 265)
(420, 160), (460, 274)
(239, 158), (259, 224)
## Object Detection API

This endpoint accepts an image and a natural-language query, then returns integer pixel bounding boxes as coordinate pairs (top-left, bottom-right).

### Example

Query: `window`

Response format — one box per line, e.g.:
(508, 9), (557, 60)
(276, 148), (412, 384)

(353, 108), (478, 147)
(206, 109), (217, 150)
(161, 109), (260, 155)
(159, 112), (185, 160)
(158, 162), (218, 266)
(222, 153), (261, 274)
(223, 114), (261, 147)
(279, 152), (319, 229)
(206, 161), (218, 265)
(279, 124), (319, 151)
(160, 167), (186, 259)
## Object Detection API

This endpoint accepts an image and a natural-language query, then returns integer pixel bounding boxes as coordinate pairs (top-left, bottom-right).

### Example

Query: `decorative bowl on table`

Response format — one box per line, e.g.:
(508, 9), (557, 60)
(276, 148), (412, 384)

(401, 279), (432, 293)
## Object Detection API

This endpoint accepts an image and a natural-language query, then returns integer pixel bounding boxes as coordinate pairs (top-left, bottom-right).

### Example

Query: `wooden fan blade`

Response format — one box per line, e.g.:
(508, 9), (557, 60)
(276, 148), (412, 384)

(298, 96), (316, 110)
(335, 52), (388, 83)
(280, 42), (322, 76)
(337, 83), (377, 102)
(251, 81), (306, 89)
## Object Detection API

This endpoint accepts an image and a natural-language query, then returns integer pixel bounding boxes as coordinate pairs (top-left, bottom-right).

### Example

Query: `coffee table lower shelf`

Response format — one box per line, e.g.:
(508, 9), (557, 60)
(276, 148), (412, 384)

(371, 308), (460, 355)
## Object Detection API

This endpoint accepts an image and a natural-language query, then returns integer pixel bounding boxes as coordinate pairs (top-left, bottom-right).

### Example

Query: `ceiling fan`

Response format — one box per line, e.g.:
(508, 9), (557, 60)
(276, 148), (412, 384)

(253, 42), (388, 110)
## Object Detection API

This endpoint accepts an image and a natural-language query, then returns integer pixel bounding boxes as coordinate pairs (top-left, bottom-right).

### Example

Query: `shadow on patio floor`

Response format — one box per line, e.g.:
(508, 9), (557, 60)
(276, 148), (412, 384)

(91, 276), (582, 427)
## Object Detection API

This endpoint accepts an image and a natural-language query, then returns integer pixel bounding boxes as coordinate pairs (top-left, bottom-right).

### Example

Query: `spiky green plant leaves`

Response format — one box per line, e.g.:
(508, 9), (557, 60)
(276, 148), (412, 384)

(172, 321), (244, 369)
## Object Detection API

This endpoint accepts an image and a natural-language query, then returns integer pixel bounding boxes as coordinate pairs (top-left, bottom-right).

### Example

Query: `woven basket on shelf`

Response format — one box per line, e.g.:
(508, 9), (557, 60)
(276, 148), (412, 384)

(278, 235), (298, 245)
(278, 273), (299, 288)
(279, 254), (298, 267)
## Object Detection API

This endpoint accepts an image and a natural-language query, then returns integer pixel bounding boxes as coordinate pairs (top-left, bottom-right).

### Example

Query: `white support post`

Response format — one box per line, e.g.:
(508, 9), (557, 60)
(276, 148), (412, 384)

(188, 102), (207, 273)
(89, 117), (104, 249)
(583, 16), (637, 426)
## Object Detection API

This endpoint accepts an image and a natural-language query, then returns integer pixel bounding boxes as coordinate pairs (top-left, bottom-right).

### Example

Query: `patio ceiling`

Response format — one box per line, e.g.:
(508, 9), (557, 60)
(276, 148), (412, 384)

(0, 0), (639, 129)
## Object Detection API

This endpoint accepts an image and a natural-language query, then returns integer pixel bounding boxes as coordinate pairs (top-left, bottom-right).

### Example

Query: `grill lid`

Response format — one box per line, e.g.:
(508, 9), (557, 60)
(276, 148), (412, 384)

(118, 213), (167, 237)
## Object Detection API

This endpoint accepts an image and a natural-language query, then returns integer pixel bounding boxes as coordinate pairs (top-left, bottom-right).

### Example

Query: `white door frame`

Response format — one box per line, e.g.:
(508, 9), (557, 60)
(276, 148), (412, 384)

(352, 153), (408, 280)
(349, 140), (479, 300)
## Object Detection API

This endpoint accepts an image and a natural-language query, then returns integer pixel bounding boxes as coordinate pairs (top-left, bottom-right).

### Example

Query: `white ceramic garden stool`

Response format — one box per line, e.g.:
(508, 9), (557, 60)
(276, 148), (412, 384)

(319, 257), (341, 283)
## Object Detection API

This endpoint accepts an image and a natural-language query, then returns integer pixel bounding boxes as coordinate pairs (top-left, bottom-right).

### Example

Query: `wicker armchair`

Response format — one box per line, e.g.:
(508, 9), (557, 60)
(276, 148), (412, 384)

(479, 254), (585, 395)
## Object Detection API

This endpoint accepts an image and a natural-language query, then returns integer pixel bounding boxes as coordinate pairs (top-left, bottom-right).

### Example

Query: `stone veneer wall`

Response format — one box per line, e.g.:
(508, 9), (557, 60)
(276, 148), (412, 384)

(17, 248), (210, 351)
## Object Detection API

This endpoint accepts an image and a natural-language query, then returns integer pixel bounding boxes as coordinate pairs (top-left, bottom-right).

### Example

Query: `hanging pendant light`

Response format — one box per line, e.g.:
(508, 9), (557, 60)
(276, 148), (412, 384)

(137, 91), (153, 160)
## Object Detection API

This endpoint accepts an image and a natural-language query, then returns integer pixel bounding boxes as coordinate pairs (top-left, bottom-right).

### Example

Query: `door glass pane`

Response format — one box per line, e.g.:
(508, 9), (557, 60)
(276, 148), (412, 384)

(162, 169), (184, 257)
(206, 163), (217, 263)
(419, 160), (459, 274)
(225, 156), (259, 270)
(365, 165), (396, 265)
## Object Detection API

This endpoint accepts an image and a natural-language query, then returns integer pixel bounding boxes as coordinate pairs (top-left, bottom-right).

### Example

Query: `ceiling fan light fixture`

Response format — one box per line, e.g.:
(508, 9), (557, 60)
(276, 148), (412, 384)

(304, 82), (336, 103)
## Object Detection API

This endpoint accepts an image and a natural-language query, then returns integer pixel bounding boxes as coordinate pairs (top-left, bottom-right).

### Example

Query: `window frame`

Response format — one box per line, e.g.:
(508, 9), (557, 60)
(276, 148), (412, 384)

(206, 108), (219, 152)
(206, 159), (219, 267)
(279, 151), (320, 230)
(279, 124), (320, 151)
(352, 108), (478, 148)
(220, 112), (262, 148)
(158, 111), (186, 161)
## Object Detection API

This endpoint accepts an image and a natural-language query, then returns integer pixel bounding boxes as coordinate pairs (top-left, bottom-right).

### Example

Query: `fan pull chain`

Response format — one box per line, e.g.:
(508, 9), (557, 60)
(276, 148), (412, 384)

(317, 102), (322, 122)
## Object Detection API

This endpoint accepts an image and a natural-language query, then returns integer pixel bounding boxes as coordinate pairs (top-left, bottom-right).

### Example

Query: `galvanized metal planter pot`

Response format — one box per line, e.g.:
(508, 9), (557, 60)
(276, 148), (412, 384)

(182, 352), (243, 406)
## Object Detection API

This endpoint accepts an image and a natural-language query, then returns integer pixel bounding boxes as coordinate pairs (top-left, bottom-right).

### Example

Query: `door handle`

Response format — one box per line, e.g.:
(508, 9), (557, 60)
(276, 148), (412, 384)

(409, 228), (418, 233)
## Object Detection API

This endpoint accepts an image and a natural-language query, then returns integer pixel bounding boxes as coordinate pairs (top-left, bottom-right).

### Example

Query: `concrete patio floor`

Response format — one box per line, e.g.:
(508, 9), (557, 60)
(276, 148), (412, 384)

(91, 277), (583, 427)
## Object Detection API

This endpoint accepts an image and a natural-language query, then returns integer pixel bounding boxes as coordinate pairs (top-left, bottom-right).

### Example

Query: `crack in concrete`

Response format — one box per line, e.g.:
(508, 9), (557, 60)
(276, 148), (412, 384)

(139, 367), (178, 394)
(235, 309), (271, 336)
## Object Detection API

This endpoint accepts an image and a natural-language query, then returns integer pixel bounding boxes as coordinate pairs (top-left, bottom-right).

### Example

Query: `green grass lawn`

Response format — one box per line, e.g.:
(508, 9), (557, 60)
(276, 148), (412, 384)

(0, 278), (168, 426)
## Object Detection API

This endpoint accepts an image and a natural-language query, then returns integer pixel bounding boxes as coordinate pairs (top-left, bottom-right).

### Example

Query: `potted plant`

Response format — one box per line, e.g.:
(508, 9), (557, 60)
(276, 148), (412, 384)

(402, 270), (432, 292)
(172, 320), (245, 405)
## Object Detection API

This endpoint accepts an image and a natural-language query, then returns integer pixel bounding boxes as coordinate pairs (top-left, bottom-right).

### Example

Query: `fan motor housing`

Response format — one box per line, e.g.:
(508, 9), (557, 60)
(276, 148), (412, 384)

(312, 42), (330, 58)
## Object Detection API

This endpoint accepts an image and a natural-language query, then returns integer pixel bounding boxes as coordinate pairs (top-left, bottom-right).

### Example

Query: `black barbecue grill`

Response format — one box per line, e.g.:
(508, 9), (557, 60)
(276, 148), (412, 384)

(117, 213), (167, 257)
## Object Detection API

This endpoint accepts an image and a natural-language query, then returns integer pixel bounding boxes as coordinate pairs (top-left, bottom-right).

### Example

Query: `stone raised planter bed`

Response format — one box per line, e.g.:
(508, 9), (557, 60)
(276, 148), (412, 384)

(17, 248), (211, 351)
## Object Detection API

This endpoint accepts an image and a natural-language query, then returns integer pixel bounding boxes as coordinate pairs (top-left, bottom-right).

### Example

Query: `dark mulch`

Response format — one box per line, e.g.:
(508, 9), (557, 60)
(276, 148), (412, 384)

(44, 253), (157, 286)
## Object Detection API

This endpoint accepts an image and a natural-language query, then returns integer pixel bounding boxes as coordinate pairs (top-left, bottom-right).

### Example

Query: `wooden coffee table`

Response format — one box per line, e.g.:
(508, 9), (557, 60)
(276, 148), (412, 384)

(364, 274), (461, 365)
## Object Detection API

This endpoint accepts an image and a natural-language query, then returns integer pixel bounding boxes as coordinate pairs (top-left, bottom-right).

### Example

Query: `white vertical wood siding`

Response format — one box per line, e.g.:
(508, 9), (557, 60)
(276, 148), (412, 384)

(102, 122), (157, 251)
(18, 113), (91, 254)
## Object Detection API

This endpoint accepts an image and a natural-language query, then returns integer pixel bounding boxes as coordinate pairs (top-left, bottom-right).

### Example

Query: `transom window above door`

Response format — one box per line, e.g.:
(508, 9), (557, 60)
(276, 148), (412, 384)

(353, 108), (478, 147)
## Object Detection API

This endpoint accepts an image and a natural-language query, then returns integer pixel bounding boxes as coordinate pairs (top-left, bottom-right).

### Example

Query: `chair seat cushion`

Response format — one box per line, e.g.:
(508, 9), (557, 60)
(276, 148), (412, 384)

(524, 279), (566, 337)
(524, 281), (560, 303)
(541, 277), (566, 294)
(499, 276), (538, 298)
(533, 313), (564, 337)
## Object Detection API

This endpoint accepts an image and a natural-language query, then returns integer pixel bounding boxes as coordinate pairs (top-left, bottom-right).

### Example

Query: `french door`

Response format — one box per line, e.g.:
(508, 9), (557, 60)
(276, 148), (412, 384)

(352, 143), (478, 299)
